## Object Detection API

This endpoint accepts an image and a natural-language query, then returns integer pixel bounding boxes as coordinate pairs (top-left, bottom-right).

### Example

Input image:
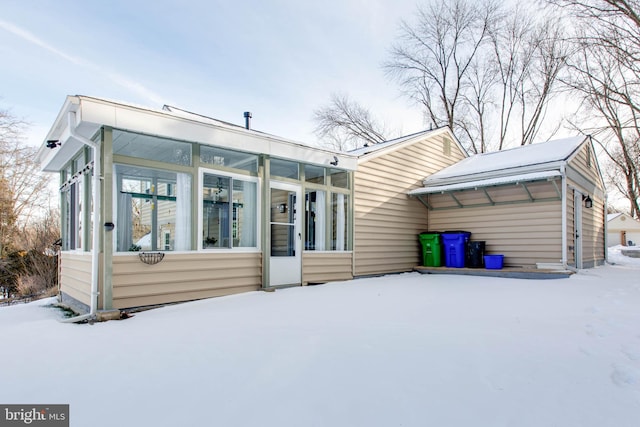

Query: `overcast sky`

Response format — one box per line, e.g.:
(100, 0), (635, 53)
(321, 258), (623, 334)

(1, 0), (426, 147)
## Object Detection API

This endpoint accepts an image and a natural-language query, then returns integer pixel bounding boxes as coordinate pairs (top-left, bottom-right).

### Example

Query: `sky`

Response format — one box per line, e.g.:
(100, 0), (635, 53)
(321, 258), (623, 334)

(1, 0), (631, 211)
(0, 0), (425, 147)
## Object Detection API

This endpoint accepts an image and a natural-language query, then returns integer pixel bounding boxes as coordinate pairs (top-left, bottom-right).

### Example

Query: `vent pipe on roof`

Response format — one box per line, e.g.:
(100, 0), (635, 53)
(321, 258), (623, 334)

(244, 111), (252, 129)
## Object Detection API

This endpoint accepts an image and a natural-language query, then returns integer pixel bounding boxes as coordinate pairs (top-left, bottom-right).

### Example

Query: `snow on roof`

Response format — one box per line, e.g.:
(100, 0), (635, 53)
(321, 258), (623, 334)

(348, 127), (448, 157)
(409, 170), (562, 196)
(608, 213), (623, 222)
(424, 136), (587, 185)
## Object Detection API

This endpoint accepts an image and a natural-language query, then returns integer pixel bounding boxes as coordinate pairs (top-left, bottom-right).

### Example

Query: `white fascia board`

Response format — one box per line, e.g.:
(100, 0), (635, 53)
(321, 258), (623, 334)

(37, 96), (79, 172)
(564, 135), (590, 164)
(79, 97), (358, 170)
(566, 136), (607, 189)
(409, 170), (562, 196)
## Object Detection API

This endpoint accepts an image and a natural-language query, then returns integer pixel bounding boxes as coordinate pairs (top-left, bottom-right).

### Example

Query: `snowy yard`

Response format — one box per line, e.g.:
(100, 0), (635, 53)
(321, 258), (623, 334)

(2, 248), (640, 427)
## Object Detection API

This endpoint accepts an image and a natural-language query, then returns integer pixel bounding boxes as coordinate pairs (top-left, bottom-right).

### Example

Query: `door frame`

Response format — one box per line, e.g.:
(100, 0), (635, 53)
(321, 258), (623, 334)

(268, 181), (302, 287)
(574, 189), (583, 269)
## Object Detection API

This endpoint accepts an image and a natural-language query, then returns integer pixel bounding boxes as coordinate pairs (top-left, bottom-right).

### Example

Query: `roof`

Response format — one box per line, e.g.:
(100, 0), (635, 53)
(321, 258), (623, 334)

(349, 128), (440, 156)
(409, 171), (562, 196)
(607, 212), (640, 231)
(161, 104), (261, 133)
(348, 126), (467, 161)
(608, 213), (623, 222)
(608, 212), (640, 223)
(422, 136), (587, 187)
(38, 95), (358, 172)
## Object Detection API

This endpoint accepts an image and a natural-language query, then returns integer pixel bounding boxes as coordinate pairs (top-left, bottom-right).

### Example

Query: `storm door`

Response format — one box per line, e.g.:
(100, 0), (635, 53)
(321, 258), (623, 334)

(269, 182), (301, 286)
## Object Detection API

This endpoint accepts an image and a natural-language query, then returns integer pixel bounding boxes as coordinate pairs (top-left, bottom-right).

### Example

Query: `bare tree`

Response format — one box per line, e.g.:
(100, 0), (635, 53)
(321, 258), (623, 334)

(383, 0), (566, 152)
(0, 108), (52, 255)
(456, 51), (497, 154)
(313, 93), (390, 151)
(548, 0), (640, 216)
(490, 10), (568, 149)
(385, 0), (497, 137)
(14, 208), (60, 296)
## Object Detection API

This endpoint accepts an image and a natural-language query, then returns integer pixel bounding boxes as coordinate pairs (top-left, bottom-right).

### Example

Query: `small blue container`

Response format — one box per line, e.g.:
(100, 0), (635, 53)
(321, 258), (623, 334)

(484, 255), (504, 270)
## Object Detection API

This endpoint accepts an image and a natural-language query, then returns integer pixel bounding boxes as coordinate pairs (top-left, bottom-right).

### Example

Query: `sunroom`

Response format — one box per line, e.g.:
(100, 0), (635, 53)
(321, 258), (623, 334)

(38, 96), (357, 317)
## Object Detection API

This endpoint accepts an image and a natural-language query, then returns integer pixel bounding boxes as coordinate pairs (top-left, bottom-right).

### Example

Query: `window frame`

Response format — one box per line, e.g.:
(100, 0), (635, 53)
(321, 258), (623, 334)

(198, 167), (260, 252)
(302, 164), (352, 253)
(114, 164), (192, 253)
(59, 149), (93, 252)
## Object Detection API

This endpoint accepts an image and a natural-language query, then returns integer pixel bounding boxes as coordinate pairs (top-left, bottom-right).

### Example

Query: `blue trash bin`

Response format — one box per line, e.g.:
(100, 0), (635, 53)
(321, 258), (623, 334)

(441, 231), (471, 268)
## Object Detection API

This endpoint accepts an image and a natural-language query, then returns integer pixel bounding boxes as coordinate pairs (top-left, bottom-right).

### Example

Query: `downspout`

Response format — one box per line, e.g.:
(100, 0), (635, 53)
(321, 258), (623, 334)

(61, 111), (101, 323)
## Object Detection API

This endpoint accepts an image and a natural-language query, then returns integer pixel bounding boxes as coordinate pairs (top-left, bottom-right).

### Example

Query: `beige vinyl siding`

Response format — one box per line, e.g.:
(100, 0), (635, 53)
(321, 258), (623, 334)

(427, 181), (560, 210)
(429, 200), (563, 267)
(354, 134), (465, 276)
(302, 252), (353, 284)
(567, 143), (606, 266)
(111, 252), (261, 308)
(571, 143), (605, 188)
(582, 195), (605, 265)
(60, 252), (93, 306)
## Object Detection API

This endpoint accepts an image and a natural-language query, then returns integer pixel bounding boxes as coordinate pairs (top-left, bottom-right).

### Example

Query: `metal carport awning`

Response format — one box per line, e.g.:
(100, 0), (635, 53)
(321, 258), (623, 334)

(408, 170), (563, 210)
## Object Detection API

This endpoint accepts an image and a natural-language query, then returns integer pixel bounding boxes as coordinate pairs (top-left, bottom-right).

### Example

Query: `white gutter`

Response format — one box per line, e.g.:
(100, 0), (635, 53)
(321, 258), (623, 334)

(60, 111), (101, 323)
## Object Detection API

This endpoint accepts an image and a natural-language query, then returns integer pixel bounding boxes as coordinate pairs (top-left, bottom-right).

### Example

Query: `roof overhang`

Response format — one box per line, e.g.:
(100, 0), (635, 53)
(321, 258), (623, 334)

(37, 96), (358, 173)
(409, 170), (562, 196)
(409, 170), (563, 210)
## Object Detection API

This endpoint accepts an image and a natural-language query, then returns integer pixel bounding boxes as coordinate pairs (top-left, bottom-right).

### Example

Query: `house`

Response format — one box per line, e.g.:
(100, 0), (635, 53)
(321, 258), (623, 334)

(37, 96), (464, 318)
(37, 96), (605, 319)
(409, 136), (607, 269)
(607, 212), (640, 247)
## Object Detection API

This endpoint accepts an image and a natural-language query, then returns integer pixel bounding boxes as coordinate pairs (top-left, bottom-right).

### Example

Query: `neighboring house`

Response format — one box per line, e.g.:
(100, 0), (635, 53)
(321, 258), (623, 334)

(37, 96), (606, 318)
(409, 136), (607, 269)
(607, 212), (640, 246)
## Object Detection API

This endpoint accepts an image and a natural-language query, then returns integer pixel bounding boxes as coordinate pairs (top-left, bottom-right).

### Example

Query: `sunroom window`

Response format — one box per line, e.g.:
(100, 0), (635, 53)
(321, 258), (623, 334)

(202, 172), (257, 249)
(115, 165), (192, 252)
(61, 180), (82, 250)
(113, 130), (192, 166)
(201, 146), (258, 173)
(60, 151), (92, 251)
(305, 190), (326, 250)
(331, 193), (349, 250)
(271, 158), (299, 180)
(303, 162), (351, 252)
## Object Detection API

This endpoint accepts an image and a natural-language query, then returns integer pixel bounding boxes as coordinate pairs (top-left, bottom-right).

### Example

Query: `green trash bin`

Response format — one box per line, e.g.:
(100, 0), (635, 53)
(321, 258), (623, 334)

(419, 233), (442, 267)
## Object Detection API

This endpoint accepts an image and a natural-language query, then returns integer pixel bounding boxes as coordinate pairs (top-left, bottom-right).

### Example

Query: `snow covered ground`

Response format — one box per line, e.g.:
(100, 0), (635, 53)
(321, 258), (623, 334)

(1, 248), (639, 426)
